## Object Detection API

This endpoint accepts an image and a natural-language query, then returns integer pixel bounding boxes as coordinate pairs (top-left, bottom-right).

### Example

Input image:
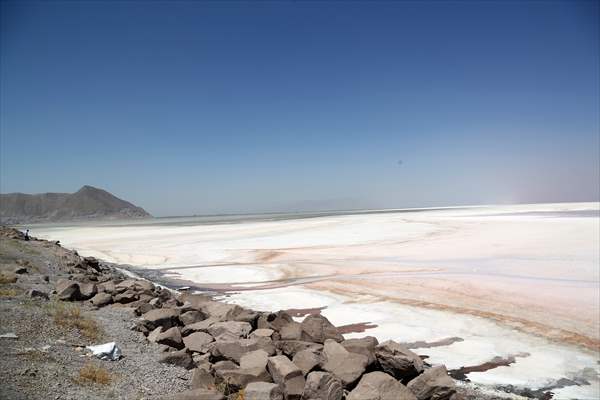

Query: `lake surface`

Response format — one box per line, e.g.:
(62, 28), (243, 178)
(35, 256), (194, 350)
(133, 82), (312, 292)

(33, 202), (600, 399)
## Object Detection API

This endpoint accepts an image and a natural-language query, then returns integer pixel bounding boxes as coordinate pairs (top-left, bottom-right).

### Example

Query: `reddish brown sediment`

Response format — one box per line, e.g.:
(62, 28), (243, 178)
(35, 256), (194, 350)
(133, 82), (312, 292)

(448, 352), (530, 380)
(336, 322), (379, 334)
(282, 306), (326, 317)
(255, 249), (284, 262)
(309, 282), (600, 353)
(402, 337), (464, 349)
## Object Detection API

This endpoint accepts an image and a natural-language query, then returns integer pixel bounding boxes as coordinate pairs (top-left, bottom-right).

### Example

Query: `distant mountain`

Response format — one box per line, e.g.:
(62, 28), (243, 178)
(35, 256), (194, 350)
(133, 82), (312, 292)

(0, 185), (151, 224)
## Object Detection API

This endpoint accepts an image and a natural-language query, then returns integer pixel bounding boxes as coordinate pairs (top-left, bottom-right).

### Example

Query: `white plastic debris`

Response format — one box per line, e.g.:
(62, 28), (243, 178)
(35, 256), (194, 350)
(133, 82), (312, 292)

(0, 332), (18, 339)
(86, 342), (122, 361)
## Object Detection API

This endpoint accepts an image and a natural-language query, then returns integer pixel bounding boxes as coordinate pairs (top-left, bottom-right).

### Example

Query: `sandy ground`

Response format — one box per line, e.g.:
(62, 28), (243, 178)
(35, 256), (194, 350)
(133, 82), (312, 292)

(31, 202), (600, 398)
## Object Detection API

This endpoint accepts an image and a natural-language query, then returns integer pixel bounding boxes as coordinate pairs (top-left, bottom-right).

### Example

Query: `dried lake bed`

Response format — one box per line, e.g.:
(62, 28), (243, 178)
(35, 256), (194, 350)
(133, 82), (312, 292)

(33, 203), (600, 399)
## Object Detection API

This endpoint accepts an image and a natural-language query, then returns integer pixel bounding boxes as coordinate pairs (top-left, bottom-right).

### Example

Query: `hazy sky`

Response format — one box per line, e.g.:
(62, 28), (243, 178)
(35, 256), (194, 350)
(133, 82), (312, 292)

(1, 1), (598, 216)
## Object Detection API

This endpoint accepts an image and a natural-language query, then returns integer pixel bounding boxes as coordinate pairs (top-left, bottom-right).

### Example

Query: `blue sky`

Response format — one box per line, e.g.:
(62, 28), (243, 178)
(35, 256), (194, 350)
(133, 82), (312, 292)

(1, 1), (598, 216)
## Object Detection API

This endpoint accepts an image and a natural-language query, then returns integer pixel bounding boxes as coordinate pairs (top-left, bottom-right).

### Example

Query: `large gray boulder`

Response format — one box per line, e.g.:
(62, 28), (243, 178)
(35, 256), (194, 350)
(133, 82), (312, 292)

(201, 301), (257, 322)
(147, 326), (163, 343)
(407, 365), (456, 400)
(191, 368), (216, 390)
(97, 280), (116, 294)
(302, 371), (343, 400)
(347, 372), (417, 400)
(342, 336), (378, 366)
(320, 339), (368, 387)
(183, 331), (214, 353)
(280, 322), (303, 340)
(375, 340), (424, 382)
(181, 317), (219, 336)
(78, 282), (97, 300)
(292, 349), (321, 376)
(245, 382), (283, 400)
(276, 341), (323, 357)
(215, 367), (272, 392)
(241, 349), (270, 370)
(267, 355), (305, 400)
(257, 311), (294, 331)
(142, 308), (181, 330)
(155, 326), (184, 349)
(207, 321), (252, 340)
(180, 310), (206, 326)
(113, 289), (139, 304)
(158, 348), (194, 370)
(300, 315), (343, 344)
(251, 328), (275, 339)
(210, 338), (275, 363)
(56, 279), (81, 301)
(90, 292), (113, 307)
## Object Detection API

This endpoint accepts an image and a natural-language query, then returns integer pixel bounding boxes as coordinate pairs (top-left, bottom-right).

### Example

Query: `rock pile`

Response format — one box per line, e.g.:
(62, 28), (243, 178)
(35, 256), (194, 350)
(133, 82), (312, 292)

(54, 256), (459, 400)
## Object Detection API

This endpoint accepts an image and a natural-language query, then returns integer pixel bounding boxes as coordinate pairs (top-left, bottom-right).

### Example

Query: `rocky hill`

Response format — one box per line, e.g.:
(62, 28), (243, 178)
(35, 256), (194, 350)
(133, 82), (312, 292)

(0, 185), (151, 224)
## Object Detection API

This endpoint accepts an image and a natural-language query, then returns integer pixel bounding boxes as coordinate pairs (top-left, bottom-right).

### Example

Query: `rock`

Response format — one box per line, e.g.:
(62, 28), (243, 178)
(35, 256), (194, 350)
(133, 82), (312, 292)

(320, 339), (368, 387)
(215, 367), (272, 392)
(213, 360), (239, 371)
(267, 355), (305, 400)
(135, 302), (155, 316)
(193, 352), (212, 370)
(207, 321), (252, 340)
(180, 310), (206, 325)
(90, 292), (113, 307)
(83, 256), (100, 270)
(116, 279), (144, 290)
(156, 327), (184, 349)
(142, 308), (181, 330)
(26, 289), (49, 300)
(148, 327), (163, 343)
(77, 282), (96, 299)
(276, 341), (323, 357)
(347, 371), (417, 400)
(56, 279), (81, 301)
(280, 322), (303, 340)
(240, 349), (269, 370)
(191, 367), (216, 390)
(183, 332), (214, 353)
(257, 311), (294, 331)
(98, 280), (116, 294)
(251, 328), (275, 338)
(182, 317), (219, 335)
(158, 348), (194, 370)
(303, 371), (343, 400)
(342, 336), (378, 366)
(375, 340), (424, 382)
(407, 365), (456, 400)
(245, 382), (283, 400)
(160, 389), (225, 400)
(149, 297), (162, 307)
(113, 289), (138, 304)
(292, 349), (321, 376)
(211, 338), (275, 363)
(300, 315), (343, 344)
(201, 301), (257, 322)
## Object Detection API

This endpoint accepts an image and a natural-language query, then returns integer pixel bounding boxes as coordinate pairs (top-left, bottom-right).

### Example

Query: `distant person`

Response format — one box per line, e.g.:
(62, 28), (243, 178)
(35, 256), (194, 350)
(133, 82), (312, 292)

(24, 229), (30, 241)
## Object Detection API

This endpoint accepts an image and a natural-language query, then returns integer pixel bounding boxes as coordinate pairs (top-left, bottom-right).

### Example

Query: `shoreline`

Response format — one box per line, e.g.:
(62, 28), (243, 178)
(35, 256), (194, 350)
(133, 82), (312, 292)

(3, 226), (599, 399)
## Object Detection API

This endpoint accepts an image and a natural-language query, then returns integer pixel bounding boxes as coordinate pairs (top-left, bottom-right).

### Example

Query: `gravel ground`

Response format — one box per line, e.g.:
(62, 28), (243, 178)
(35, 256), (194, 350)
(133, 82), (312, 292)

(0, 234), (192, 400)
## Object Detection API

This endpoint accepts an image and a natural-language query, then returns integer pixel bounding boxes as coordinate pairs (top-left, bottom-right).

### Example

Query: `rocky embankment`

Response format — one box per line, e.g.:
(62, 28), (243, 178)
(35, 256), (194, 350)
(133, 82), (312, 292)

(0, 227), (496, 400)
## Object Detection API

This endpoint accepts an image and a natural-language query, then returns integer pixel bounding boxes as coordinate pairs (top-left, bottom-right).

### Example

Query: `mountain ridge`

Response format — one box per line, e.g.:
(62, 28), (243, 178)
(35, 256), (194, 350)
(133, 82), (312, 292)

(0, 185), (151, 224)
